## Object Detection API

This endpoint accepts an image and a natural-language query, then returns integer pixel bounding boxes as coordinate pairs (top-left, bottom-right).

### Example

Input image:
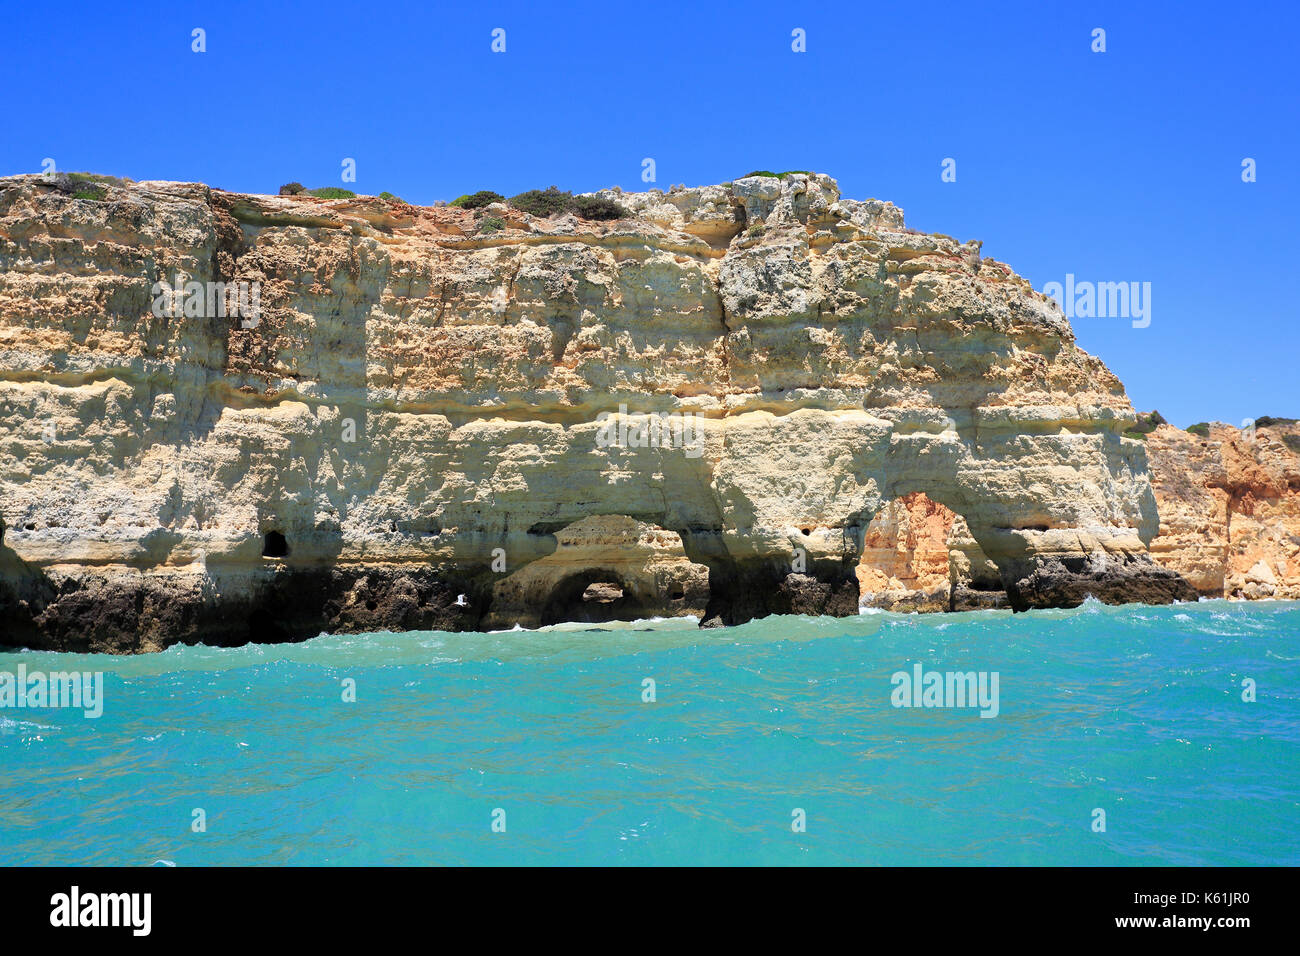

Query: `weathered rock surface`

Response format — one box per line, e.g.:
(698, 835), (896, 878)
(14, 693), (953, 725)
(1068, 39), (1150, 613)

(485, 515), (709, 628)
(1147, 420), (1300, 599)
(855, 493), (1008, 612)
(0, 171), (1231, 652)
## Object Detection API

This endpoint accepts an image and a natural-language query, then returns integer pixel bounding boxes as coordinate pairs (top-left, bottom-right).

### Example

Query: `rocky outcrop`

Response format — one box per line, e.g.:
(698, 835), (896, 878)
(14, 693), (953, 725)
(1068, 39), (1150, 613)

(855, 494), (1008, 612)
(484, 515), (709, 628)
(1147, 420), (1300, 599)
(0, 171), (1204, 651)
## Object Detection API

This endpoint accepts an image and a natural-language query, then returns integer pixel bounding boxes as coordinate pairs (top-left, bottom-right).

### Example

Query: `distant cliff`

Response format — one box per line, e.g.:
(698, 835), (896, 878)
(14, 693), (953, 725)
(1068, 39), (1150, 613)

(0, 170), (1246, 652)
(1146, 419), (1300, 600)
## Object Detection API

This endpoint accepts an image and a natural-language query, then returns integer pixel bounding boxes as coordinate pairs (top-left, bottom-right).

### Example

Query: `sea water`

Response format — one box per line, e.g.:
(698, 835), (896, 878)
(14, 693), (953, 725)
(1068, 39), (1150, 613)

(2, 599), (1297, 865)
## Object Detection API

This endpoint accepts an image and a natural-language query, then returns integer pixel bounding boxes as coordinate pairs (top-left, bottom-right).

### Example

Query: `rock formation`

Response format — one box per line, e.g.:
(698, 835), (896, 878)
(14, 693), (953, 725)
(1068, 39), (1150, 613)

(1146, 419), (1300, 599)
(0, 169), (1262, 653)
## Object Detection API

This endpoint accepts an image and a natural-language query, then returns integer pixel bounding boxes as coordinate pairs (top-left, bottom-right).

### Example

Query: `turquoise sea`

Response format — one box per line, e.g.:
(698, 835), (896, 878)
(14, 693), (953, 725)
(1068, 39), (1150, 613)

(2, 599), (1297, 866)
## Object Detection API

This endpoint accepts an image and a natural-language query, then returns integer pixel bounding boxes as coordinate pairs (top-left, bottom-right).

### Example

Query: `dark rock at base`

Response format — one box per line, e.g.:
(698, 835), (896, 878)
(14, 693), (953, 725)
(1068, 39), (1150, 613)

(949, 587), (1010, 612)
(1006, 552), (1198, 611)
(698, 565), (860, 627)
(0, 563), (484, 654)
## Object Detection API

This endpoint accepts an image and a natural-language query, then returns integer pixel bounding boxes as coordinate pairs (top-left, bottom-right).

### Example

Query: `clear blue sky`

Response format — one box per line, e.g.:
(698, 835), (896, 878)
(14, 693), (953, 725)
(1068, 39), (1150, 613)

(2, 0), (1295, 427)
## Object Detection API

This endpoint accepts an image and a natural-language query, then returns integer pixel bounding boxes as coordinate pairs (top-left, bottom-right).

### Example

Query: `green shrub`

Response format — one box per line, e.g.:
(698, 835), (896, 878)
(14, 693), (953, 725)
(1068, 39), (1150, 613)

(49, 172), (127, 200)
(740, 169), (814, 180)
(1255, 416), (1298, 428)
(451, 190), (504, 209)
(1283, 434), (1300, 454)
(307, 187), (356, 200)
(508, 186), (573, 217)
(1186, 422), (1211, 437)
(571, 194), (628, 221)
(746, 222), (765, 237)
(1127, 410), (1167, 437)
(478, 216), (506, 233)
(377, 191), (407, 203)
(279, 182), (306, 196)
(504, 187), (628, 220)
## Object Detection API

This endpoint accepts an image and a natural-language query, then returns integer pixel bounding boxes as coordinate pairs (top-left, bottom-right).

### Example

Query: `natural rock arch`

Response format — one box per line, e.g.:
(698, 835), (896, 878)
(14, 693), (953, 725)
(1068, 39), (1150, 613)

(856, 492), (1007, 612)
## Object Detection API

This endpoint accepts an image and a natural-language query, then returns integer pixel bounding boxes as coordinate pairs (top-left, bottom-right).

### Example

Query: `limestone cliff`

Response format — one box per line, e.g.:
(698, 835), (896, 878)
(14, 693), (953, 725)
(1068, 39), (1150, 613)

(1147, 420), (1300, 599)
(0, 171), (1204, 651)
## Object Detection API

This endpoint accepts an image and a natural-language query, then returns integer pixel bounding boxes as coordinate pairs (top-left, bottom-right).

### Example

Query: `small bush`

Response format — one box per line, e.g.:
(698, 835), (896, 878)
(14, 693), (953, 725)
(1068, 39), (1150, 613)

(478, 216), (506, 233)
(740, 169), (813, 180)
(48, 172), (128, 200)
(746, 222), (765, 238)
(504, 187), (628, 221)
(377, 191), (407, 203)
(451, 190), (504, 209)
(307, 187), (357, 200)
(1255, 416), (1298, 428)
(279, 182), (306, 196)
(1127, 410), (1167, 437)
(1283, 434), (1300, 454)
(1186, 423), (1211, 437)
(571, 194), (628, 221)
(509, 186), (573, 217)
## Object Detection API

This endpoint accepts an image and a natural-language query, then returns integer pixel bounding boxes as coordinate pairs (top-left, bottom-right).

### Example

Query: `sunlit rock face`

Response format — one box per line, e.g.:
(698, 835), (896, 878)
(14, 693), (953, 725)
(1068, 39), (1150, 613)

(0, 171), (1201, 652)
(1146, 420), (1300, 600)
(855, 493), (1007, 613)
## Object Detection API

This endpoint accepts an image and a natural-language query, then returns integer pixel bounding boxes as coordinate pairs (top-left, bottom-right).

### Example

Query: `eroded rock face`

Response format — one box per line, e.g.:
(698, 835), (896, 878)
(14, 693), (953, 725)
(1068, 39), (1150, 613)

(485, 515), (708, 628)
(1147, 421), (1300, 600)
(857, 492), (957, 612)
(0, 171), (1200, 651)
(855, 493), (1009, 613)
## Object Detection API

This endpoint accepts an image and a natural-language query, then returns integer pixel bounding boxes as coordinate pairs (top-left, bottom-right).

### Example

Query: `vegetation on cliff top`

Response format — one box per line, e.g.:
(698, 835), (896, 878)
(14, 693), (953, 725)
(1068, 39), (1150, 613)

(451, 190), (504, 209)
(1124, 410), (1167, 441)
(742, 169), (814, 179)
(508, 186), (628, 221)
(277, 183), (358, 200)
(41, 172), (133, 202)
(306, 186), (356, 200)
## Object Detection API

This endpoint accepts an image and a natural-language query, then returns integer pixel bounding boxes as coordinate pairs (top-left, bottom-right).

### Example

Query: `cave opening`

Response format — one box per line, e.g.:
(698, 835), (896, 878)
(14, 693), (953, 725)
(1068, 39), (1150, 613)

(541, 569), (637, 626)
(856, 492), (1007, 612)
(262, 530), (289, 558)
(247, 608), (287, 644)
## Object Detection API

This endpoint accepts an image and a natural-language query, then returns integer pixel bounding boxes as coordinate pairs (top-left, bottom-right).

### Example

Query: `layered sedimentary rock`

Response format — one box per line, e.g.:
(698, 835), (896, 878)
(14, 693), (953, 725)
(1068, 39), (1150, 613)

(0, 171), (1203, 651)
(484, 515), (710, 628)
(855, 493), (1007, 612)
(1147, 420), (1300, 599)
